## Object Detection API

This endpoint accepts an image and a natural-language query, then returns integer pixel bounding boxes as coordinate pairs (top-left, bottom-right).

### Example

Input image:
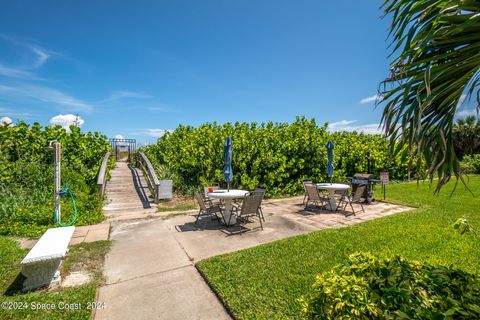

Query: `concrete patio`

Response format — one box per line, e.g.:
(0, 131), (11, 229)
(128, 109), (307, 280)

(95, 196), (411, 320)
(164, 196), (412, 261)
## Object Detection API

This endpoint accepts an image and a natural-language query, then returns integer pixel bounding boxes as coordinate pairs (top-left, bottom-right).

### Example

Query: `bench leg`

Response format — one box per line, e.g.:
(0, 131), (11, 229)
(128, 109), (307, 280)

(21, 259), (62, 291)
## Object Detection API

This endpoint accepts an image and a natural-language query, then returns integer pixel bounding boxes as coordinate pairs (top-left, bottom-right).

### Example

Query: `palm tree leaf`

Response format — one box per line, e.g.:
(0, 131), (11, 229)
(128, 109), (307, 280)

(380, 0), (480, 192)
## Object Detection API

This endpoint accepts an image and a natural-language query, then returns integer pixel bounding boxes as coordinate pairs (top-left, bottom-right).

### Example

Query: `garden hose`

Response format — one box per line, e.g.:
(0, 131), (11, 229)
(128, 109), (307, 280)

(54, 184), (78, 227)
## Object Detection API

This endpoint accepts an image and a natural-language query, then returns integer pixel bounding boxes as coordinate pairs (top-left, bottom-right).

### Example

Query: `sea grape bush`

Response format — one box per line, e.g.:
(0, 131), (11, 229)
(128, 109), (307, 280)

(0, 122), (110, 186)
(301, 252), (480, 319)
(0, 122), (110, 237)
(143, 117), (414, 196)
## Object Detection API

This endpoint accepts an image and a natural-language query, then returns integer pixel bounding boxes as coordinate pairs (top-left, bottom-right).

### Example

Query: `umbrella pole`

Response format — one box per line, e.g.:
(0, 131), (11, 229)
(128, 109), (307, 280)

(227, 182), (230, 192)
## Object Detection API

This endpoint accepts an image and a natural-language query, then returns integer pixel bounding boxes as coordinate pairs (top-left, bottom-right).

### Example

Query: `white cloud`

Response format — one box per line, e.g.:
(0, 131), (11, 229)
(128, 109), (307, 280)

(143, 128), (172, 137)
(0, 35), (52, 69)
(456, 108), (478, 118)
(107, 91), (153, 101)
(0, 84), (93, 113)
(114, 134), (125, 139)
(328, 120), (356, 130)
(147, 106), (181, 113)
(328, 120), (383, 135)
(0, 116), (12, 125)
(0, 65), (39, 80)
(31, 47), (50, 68)
(49, 114), (85, 130)
(359, 94), (382, 104)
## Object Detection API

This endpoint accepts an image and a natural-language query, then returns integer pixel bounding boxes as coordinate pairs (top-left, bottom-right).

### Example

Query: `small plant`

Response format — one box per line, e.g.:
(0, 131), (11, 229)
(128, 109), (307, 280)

(453, 217), (479, 237)
(301, 252), (480, 319)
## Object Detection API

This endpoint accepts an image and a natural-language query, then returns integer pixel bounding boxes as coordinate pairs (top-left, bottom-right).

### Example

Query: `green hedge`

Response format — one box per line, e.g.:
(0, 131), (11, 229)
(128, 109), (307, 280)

(301, 252), (480, 319)
(461, 154), (480, 174)
(0, 122), (110, 237)
(143, 117), (414, 196)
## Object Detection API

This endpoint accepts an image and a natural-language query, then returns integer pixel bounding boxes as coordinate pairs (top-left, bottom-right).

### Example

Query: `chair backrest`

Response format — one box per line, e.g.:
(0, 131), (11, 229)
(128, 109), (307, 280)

(194, 192), (208, 211)
(239, 193), (263, 216)
(305, 183), (322, 201)
(204, 186), (219, 198)
(352, 184), (366, 202)
(252, 187), (266, 201)
(302, 180), (312, 192)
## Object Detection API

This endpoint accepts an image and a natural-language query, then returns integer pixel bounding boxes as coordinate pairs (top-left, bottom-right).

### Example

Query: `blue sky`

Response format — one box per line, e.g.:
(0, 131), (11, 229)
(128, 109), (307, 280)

(0, 1), (475, 144)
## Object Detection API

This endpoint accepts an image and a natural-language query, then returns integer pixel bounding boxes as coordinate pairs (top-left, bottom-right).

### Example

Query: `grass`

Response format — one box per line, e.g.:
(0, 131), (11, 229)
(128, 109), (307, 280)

(196, 175), (480, 320)
(157, 196), (197, 213)
(0, 237), (111, 320)
(61, 241), (111, 284)
(157, 203), (196, 212)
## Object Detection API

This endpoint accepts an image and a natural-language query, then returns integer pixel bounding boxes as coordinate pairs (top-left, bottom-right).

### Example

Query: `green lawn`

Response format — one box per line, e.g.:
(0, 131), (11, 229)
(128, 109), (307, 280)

(0, 237), (110, 320)
(197, 175), (480, 319)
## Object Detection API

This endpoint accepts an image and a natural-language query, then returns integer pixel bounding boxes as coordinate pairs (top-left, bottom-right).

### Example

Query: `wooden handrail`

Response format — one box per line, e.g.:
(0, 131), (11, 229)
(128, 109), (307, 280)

(96, 151), (111, 197)
(137, 152), (160, 203)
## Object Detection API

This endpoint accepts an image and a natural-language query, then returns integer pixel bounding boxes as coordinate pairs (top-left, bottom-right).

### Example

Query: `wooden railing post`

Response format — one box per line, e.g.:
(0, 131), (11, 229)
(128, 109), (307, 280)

(96, 151), (111, 197)
(138, 152), (160, 204)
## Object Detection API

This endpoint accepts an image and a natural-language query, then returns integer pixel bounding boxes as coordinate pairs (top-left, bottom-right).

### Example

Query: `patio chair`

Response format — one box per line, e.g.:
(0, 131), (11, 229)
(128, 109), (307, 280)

(233, 192), (264, 231)
(334, 182), (350, 202)
(337, 184), (365, 216)
(302, 180), (312, 204)
(304, 183), (328, 211)
(203, 185), (222, 205)
(194, 192), (223, 228)
(252, 187), (266, 221)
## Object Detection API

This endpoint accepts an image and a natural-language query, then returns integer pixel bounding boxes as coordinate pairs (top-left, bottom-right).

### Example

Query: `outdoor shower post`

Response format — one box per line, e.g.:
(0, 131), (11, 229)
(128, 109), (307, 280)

(53, 141), (61, 224)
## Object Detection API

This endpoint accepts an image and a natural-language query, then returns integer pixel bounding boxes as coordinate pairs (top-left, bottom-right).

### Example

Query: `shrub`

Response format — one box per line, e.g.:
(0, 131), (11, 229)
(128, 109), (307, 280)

(301, 252), (480, 319)
(461, 154), (480, 174)
(142, 117), (416, 197)
(0, 122), (110, 237)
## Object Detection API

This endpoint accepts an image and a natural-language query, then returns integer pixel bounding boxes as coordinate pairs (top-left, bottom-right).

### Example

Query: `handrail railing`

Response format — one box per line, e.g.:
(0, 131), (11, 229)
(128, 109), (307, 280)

(137, 152), (160, 203)
(97, 151), (111, 197)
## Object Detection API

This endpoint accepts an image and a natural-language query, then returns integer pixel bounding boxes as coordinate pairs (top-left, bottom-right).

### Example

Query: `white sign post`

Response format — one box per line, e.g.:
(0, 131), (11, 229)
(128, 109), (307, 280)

(380, 171), (389, 200)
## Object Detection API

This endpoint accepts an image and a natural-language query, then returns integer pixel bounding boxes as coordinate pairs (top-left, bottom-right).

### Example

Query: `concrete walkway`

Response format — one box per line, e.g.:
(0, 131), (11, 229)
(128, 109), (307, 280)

(94, 219), (230, 320)
(95, 197), (411, 319)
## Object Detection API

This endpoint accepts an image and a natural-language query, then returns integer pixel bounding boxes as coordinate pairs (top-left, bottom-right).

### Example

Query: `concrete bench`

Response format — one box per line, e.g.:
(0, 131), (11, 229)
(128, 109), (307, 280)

(21, 226), (75, 291)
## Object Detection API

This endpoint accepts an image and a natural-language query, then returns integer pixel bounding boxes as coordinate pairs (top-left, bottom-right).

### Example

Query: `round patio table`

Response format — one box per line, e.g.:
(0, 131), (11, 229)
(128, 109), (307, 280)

(316, 183), (350, 211)
(207, 189), (249, 226)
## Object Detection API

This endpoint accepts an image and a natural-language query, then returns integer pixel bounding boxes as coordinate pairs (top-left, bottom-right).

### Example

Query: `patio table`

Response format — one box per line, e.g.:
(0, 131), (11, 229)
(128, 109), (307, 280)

(316, 183), (350, 211)
(207, 189), (249, 226)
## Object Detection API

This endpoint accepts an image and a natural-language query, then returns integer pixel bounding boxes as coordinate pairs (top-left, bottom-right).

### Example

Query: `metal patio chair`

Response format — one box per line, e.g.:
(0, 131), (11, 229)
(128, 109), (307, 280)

(304, 183), (328, 211)
(252, 187), (266, 222)
(194, 192), (223, 228)
(203, 185), (222, 205)
(302, 180), (312, 204)
(233, 192), (264, 231)
(337, 184), (365, 216)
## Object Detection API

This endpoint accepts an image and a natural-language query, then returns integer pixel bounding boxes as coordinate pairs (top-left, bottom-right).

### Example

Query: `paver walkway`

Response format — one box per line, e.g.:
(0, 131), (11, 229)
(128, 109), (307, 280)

(16, 223), (110, 249)
(95, 197), (412, 319)
(103, 162), (158, 221)
(69, 223), (110, 245)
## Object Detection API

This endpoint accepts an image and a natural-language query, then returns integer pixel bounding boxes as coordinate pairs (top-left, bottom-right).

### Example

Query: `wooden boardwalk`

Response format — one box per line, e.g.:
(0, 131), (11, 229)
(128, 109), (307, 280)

(103, 162), (158, 221)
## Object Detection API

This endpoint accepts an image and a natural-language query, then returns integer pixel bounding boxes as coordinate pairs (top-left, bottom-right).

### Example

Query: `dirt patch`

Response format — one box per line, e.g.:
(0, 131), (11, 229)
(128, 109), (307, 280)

(61, 240), (111, 286)
(157, 196), (197, 212)
(62, 271), (92, 288)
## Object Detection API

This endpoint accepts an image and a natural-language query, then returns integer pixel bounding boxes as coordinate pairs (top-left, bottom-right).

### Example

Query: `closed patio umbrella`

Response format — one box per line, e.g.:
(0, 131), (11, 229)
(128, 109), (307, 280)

(223, 136), (233, 191)
(326, 140), (334, 183)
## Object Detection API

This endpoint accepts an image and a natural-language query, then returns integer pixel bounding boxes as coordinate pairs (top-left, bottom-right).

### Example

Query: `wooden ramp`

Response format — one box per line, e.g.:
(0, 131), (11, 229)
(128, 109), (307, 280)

(103, 162), (158, 221)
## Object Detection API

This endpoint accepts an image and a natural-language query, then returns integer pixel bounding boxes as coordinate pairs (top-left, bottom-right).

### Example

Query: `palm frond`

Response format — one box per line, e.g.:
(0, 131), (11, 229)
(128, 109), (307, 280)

(379, 0), (480, 192)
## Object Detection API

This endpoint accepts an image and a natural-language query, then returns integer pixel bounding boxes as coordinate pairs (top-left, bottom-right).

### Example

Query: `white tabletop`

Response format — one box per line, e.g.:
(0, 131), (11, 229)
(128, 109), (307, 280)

(316, 183), (350, 190)
(207, 189), (249, 199)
